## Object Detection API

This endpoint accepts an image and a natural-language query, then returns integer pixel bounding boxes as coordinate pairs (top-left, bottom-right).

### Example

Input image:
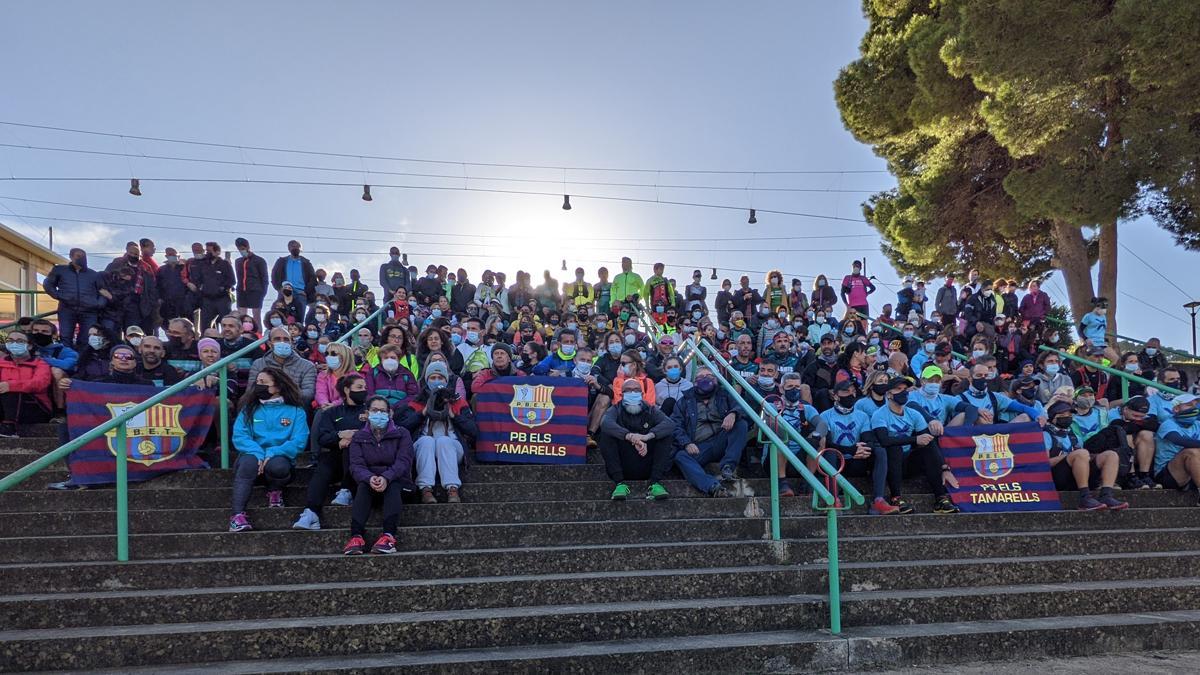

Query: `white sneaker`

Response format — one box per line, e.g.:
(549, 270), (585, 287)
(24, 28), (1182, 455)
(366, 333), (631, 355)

(292, 508), (321, 530)
(331, 489), (353, 506)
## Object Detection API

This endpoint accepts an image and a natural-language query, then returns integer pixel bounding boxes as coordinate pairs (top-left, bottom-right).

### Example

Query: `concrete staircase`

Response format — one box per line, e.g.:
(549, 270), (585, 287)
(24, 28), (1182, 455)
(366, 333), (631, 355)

(2, 423), (1200, 672)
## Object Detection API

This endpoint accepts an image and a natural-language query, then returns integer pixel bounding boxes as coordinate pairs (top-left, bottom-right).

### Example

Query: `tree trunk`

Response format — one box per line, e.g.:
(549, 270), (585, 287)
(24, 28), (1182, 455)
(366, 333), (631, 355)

(1097, 219), (1118, 338)
(1050, 219), (1096, 332)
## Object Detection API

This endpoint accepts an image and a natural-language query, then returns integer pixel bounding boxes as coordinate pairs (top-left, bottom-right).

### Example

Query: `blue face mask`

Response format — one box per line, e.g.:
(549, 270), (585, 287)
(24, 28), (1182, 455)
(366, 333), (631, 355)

(924, 343), (935, 353)
(608, 343), (622, 357)
(367, 411), (390, 429)
(622, 391), (643, 408)
(1045, 363), (1060, 376)
(666, 366), (682, 381)
(923, 383), (940, 396)
(903, 330), (914, 339)
(6, 342), (28, 357)
(450, 333), (462, 346)
(272, 341), (293, 358)
(869, 337), (880, 346)
(560, 344), (576, 357)
(427, 379), (447, 391)
(431, 308), (443, 318)
(325, 355), (341, 370)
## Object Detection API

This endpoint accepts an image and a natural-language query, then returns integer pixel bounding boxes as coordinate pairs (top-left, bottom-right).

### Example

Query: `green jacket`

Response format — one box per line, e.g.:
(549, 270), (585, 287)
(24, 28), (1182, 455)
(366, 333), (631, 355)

(611, 272), (644, 305)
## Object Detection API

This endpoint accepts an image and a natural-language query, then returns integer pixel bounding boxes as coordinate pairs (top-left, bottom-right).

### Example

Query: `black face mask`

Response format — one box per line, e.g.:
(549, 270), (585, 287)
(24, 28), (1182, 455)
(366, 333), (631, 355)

(30, 333), (52, 347)
(784, 389), (803, 403)
(347, 390), (368, 406)
(971, 377), (988, 391)
(1052, 416), (1073, 430)
(870, 383), (890, 397)
(835, 395), (856, 410)
(253, 384), (273, 400)
(890, 391), (909, 405)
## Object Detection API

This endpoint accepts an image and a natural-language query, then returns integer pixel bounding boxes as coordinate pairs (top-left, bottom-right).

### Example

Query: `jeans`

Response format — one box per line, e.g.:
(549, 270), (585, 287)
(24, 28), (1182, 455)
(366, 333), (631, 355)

(351, 481), (403, 536)
(57, 306), (97, 351)
(305, 447), (354, 514)
(674, 419), (749, 493)
(415, 436), (464, 488)
(230, 453), (293, 515)
(822, 447), (888, 501)
(598, 433), (675, 484)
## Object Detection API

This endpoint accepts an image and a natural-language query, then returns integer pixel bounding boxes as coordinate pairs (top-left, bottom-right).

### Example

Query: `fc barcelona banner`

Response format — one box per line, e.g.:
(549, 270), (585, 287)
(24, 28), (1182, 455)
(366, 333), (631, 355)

(473, 376), (588, 464)
(65, 381), (214, 486)
(940, 422), (1060, 512)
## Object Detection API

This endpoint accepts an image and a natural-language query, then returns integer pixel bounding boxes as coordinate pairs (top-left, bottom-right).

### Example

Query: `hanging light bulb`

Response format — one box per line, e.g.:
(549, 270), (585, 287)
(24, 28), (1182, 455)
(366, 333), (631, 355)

(561, 259), (567, 272)
(747, 208), (757, 224)
(562, 194), (572, 210)
(362, 185), (373, 202)
(710, 267), (718, 280)
(128, 178), (141, 197)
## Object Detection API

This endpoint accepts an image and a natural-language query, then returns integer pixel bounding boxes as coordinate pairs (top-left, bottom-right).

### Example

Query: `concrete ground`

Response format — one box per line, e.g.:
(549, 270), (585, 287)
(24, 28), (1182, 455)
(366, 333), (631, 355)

(880, 650), (1200, 674)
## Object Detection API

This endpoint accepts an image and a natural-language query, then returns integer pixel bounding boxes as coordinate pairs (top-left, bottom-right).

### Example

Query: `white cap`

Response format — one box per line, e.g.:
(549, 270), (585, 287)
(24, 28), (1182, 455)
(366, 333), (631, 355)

(1173, 393), (1198, 407)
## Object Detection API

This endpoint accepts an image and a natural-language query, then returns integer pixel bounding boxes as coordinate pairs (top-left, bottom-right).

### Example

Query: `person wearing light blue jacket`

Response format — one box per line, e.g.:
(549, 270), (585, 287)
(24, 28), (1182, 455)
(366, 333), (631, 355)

(229, 366), (310, 532)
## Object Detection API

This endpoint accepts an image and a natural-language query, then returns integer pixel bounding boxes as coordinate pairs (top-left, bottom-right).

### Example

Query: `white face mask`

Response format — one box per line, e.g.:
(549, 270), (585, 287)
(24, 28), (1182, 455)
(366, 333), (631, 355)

(382, 358), (399, 372)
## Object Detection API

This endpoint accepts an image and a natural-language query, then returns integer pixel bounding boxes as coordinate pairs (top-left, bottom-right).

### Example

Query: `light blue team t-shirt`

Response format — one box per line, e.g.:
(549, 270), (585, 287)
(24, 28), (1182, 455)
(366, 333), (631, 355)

(853, 396), (885, 418)
(1155, 418), (1200, 474)
(870, 404), (929, 454)
(907, 391), (958, 424)
(1080, 312), (1108, 346)
(820, 407), (873, 450)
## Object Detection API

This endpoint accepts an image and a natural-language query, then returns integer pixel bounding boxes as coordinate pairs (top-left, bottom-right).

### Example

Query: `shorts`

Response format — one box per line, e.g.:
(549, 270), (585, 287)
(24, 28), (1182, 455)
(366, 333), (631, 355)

(1051, 458), (1076, 491)
(1155, 467), (1195, 492)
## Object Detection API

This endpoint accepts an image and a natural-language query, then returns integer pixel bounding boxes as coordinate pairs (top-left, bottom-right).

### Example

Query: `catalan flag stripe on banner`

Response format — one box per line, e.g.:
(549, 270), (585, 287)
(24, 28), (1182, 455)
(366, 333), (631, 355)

(65, 381), (214, 486)
(474, 376), (588, 465)
(940, 422), (1061, 512)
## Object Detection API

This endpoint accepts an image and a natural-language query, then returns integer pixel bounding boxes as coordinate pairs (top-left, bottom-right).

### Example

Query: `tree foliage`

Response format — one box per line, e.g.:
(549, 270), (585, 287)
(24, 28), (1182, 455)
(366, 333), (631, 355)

(835, 0), (1200, 329)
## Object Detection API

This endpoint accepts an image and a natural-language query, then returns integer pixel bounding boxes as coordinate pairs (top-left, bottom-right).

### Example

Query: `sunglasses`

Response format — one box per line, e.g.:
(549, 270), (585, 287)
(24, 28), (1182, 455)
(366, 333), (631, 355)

(112, 353), (136, 361)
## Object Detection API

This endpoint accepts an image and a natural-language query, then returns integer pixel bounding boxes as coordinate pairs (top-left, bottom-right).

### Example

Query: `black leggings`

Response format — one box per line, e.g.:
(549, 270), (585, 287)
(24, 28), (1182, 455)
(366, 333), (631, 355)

(598, 434), (675, 483)
(351, 481), (403, 537)
(885, 439), (947, 498)
(1, 392), (51, 425)
(305, 447), (355, 514)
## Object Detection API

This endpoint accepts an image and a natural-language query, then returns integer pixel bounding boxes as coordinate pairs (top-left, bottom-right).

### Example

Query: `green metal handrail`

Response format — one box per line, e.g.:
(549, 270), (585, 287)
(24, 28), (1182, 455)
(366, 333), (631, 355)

(1038, 346), (1185, 397)
(0, 309), (58, 331)
(1106, 332), (1199, 362)
(0, 334), (268, 561)
(333, 306), (387, 345)
(687, 335), (857, 634)
(855, 311), (970, 362)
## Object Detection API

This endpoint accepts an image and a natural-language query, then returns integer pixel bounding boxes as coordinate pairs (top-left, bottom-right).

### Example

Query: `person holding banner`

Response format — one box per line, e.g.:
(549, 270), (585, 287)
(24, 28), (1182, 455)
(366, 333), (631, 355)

(871, 376), (960, 514)
(342, 395), (416, 556)
(1044, 400), (1129, 511)
(949, 363), (1045, 427)
(229, 367), (309, 532)
(397, 362), (477, 504)
(600, 378), (677, 500)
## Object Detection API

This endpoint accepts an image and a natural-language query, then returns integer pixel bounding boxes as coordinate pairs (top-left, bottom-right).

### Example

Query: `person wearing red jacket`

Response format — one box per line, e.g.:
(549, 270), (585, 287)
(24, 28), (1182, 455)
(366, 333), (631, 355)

(0, 330), (53, 437)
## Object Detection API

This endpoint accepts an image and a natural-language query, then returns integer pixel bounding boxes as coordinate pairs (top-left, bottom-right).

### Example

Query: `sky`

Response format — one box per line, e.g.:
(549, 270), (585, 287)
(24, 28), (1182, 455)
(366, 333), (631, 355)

(0, 1), (1195, 349)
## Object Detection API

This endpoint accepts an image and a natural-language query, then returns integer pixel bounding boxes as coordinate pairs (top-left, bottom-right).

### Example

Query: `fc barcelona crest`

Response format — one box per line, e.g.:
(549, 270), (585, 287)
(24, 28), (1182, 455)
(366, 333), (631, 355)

(971, 433), (1015, 480)
(510, 384), (555, 428)
(104, 401), (188, 466)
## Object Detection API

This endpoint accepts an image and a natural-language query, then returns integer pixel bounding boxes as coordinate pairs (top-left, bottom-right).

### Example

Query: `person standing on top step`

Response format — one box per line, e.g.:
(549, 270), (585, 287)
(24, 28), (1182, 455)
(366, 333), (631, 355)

(670, 366), (745, 498)
(1153, 394), (1200, 505)
(233, 238), (269, 324)
(871, 376), (960, 514)
(840, 260), (876, 317)
(1044, 400), (1129, 511)
(0, 330), (53, 438)
(342, 395), (416, 556)
(43, 247), (108, 351)
(228, 367), (309, 532)
(611, 257), (644, 308)
(271, 241), (317, 323)
(600, 378), (677, 501)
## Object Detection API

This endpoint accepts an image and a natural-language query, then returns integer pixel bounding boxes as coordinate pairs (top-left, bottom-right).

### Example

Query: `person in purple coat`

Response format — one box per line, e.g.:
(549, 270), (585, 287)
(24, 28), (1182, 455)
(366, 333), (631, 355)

(342, 395), (416, 555)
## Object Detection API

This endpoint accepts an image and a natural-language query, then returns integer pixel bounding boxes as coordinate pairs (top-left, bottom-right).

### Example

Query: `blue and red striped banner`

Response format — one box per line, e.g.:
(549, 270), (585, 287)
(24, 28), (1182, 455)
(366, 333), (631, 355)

(474, 376), (588, 464)
(65, 381), (213, 486)
(940, 422), (1061, 512)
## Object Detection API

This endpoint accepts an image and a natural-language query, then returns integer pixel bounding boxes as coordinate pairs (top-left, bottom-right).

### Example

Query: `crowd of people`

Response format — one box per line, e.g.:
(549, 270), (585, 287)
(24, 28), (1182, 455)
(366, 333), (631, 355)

(2, 239), (1199, 554)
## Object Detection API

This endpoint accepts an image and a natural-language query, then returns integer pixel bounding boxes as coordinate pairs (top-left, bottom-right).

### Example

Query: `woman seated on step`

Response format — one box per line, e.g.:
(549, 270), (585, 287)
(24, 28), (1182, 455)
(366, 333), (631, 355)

(228, 366), (309, 532)
(341, 395), (416, 555)
(395, 361), (477, 504)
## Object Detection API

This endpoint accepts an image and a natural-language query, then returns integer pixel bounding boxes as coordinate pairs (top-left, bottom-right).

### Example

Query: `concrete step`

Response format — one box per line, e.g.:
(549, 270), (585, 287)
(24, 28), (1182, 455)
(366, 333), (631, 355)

(0, 516), (799, 563)
(0, 539), (790, 595)
(88, 610), (1200, 674)
(0, 564), (804, 630)
(840, 526), (1200, 562)
(0, 595), (826, 671)
(5, 502), (1196, 538)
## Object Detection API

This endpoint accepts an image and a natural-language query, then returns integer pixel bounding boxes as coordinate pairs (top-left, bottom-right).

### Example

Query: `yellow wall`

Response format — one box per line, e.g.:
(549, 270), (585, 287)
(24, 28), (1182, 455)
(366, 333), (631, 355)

(0, 222), (68, 323)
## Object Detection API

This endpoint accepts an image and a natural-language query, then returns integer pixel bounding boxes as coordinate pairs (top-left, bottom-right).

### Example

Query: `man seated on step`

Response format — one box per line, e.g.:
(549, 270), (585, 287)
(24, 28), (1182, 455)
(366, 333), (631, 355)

(599, 378), (677, 501)
(670, 366), (746, 498)
(871, 376), (960, 514)
(947, 362), (1045, 427)
(1044, 400), (1129, 511)
(1152, 394), (1200, 505)
(819, 379), (898, 515)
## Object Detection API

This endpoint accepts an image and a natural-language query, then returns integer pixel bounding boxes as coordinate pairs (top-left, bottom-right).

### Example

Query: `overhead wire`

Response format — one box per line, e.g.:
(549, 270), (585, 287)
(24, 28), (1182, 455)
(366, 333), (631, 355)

(1119, 241), (1196, 302)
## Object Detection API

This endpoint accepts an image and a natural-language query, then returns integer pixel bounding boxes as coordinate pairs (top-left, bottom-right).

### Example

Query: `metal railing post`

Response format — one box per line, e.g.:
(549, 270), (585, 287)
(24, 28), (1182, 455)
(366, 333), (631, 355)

(769, 443), (781, 540)
(827, 508), (842, 634)
(115, 422), (129, 562)
(219, 366), (230, 469)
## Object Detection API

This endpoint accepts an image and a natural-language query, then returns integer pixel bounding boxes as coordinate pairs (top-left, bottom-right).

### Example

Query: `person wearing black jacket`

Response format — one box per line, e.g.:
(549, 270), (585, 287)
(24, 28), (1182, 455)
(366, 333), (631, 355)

(670, 368), (746, 497)
(103, 242), (149, 336)
(293, 373), (369, 530)
(802, 335), (840, 411)
(196, 242), (235, 330)
(43, 247), (108, 351)
(451, 269), (476, 314)
(156, 249), (190, 323)
(271, 240), (318, 321)
(413, 264), (444, 306)
(379, 247), (411, 298)
(599, 378), (677, 501)
(233, 237), (269, 323)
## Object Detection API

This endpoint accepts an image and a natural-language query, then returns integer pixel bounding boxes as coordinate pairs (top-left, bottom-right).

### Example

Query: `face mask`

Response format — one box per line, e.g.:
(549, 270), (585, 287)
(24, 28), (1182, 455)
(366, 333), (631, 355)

(165, 255), (178, 264)
(903, 330), (914, 339)
(463, 331), (479, 345)
(128, 336), (142, 348)
(382, 358), (399, 372)
(784, 388), (803, 403)
(1076, 397), (1095, 410)
(624, 335), (636, 346)
(843, 326), (854, 335)
(793, 320), (804, 329)
(818, 280), (827, 287)
(970, 377), (987, 391)
(622, 391), (643, 411)
(816, 317), (826, 324)
(922, 383), (940, 396)
(799, 342), (811, 352)
(254, 384), (273, 400)
(270, 317), (283, 328)
(924, 343), (936, 353)
(1175, 409), (1199, 423)
(982, 289), (993, 297)
(347, 389), (368, 405)
(665, 366), (682, 381)
(6, 342), (29, 357)
(1045, 363), (1060, 376)
(318, 343), (328, 354)
(1048, 334), (1060, 344)
(427, 379), (447, 391)
(368, 411), (390, 429)
(606, 343), (623, 357)
(715, 330), (726, 341)
(1146, 348), (1158, 357)
(450, 333), (463, 346)
(1052, 416), (1074, 430)
(325, 355), (341, 370)
(870, 383), (890, 397)
(869, 337), (880, 346)
(560, 344), (576, 357)
(307, 330), (319, 339)
(1124, 362), (1139, 372)
(1018, 386), (1036, 400)
(986, 370), (998, 380)
(655, 306), (665, 314)
(692, 311), (703, 320)
(890, 391), (909, 405)
(767, 319), (779, 329)
(272, 342), (293, 358)
(621, 364), (635, 377)
(430, 309), (443, 319)
(427, 273), (437, 280)
(758, 376), (776, 389)
(88, 335), (105, 350)
(314, 313), (327, 323)
(972, 349), (986, 359)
